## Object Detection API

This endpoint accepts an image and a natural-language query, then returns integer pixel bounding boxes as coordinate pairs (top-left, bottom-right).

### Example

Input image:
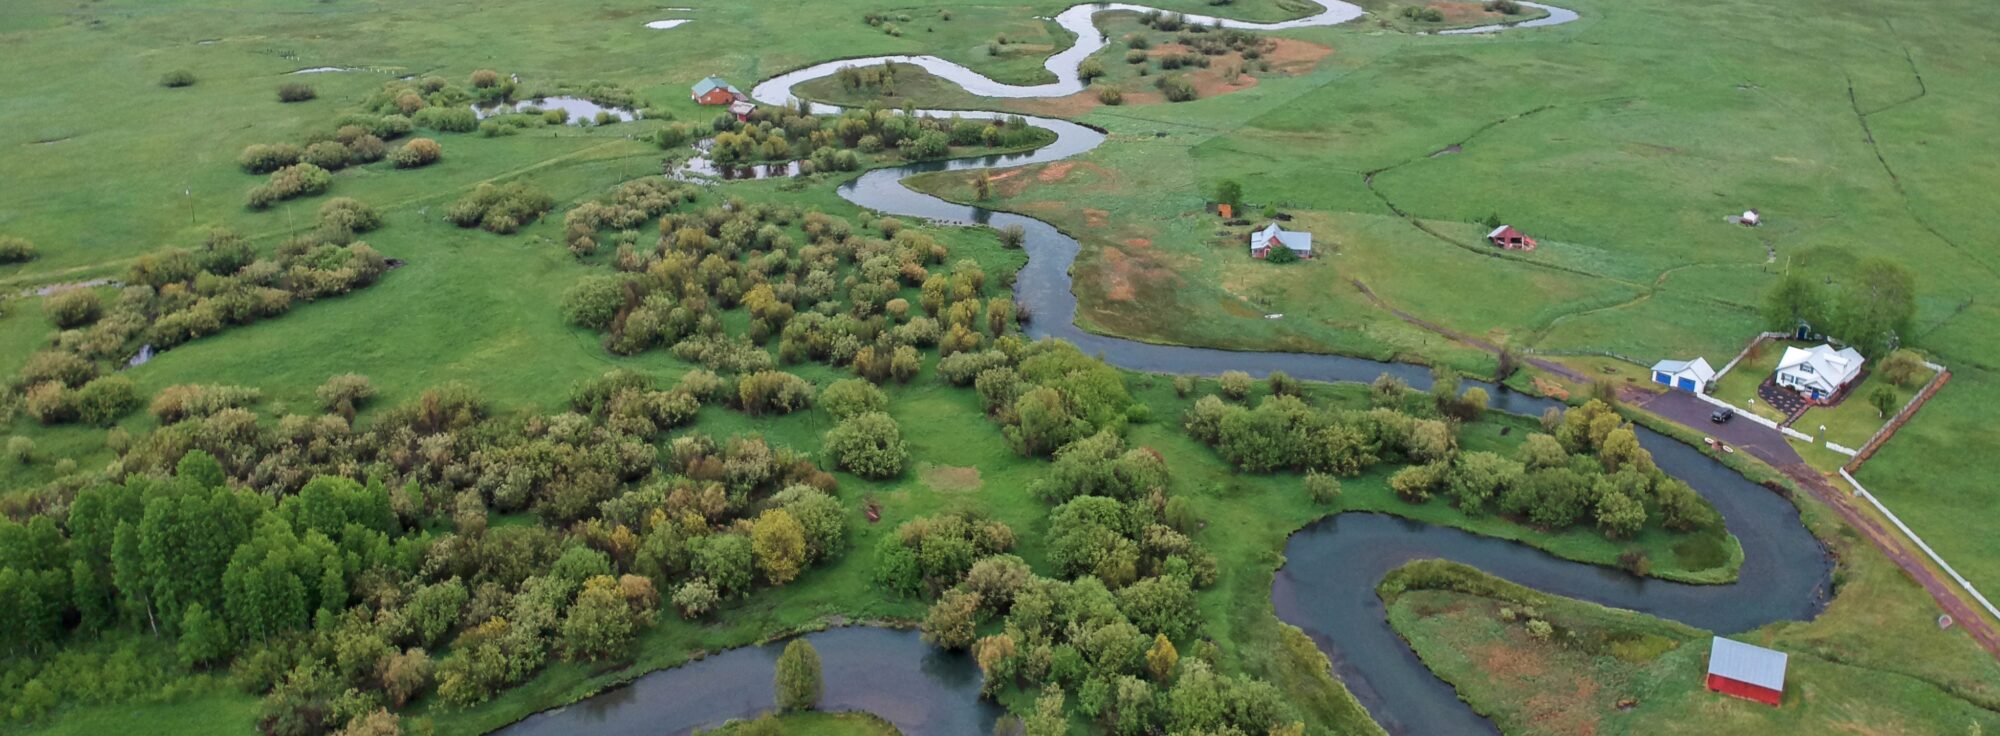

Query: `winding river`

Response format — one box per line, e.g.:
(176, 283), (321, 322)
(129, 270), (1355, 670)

(506, 2), (1835, 734)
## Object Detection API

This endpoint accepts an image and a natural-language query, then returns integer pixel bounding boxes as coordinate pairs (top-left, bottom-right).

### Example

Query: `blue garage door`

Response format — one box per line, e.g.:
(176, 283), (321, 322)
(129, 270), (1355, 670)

(1677, 377), (1697, 391)
(1654, 372), (1672, 386)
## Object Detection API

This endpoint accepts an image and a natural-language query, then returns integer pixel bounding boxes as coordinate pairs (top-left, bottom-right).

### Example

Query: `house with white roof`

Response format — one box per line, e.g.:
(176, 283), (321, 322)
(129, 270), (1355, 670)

(1650, 357), (1714, 393)
(1774, 343), (1865, 402)
(1248, 223), (1312, 259)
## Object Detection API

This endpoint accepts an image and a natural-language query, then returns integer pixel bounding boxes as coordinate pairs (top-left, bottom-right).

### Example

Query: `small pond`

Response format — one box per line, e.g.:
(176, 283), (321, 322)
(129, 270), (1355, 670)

(473, 97), (638, 125)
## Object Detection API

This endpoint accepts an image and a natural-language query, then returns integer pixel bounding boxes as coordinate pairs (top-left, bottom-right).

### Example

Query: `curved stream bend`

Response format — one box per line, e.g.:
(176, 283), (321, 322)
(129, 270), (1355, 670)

(509, 3), (1832, 735)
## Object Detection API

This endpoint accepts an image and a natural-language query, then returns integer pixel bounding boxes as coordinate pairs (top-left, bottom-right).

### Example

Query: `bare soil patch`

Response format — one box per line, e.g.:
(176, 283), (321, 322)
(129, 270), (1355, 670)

(919, 463), (982, 493)
(1011, 37), (1331, 115)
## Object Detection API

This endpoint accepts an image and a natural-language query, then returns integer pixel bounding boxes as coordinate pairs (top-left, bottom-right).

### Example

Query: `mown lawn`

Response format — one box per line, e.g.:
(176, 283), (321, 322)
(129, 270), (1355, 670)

(1710, 341), (1790, 423)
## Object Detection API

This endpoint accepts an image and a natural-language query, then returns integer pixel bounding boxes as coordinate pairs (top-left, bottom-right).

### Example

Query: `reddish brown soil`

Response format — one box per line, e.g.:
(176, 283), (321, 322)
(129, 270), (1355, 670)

(1010, 37), (1331, 115)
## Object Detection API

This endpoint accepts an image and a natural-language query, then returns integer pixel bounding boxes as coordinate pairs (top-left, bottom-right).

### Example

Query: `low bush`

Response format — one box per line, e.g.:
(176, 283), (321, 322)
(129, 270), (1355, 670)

(391, 137), (443, 168)
(317, 197), (381, 235)
(823, 411), (908, 478)
(159, 70), (196, 88)
(71, 376), (140, 425)
(149, 383), (262, 424)
(1156, 76), (1197, 102)
(301, 140), (350, 170)
(238, 143), (302, 174)
(445, 182), (554, 234)
(414, 106), (478, 133)
(1096, 86), (1124, 105)
(246, 163), (333, 209)
(276, 82), (317, 102)
(0, 235), (37, 263)
(317, 373), (376, 418)
(1078, 58), (1106, 83)
(45, 289), (102, 328)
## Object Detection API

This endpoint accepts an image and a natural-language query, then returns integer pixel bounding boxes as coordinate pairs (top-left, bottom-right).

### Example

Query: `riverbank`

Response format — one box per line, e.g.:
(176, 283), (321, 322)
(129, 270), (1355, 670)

(1382, 561), (2000, 732)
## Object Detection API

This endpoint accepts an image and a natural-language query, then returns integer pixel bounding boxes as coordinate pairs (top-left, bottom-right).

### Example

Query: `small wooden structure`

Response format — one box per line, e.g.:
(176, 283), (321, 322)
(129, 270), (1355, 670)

(1706, 637), (1787, 706)
(1486, 224), (1537, 251)
(727, 98), (756, 121)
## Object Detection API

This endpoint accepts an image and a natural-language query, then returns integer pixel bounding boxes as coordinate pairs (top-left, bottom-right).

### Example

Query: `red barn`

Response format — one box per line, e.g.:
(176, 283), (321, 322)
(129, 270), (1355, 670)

(1486, 224), (1537, 251)
(692, 76), (743, 106)
(1705, 637), (1787, 706)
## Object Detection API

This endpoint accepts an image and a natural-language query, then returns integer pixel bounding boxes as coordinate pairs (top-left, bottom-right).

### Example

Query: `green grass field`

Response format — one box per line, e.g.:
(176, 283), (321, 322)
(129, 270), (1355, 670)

(5, 0), (2000, 733)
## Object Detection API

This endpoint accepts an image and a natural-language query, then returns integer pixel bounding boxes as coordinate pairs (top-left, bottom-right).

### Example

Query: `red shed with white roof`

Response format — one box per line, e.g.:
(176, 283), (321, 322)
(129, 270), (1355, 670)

(1705, 637), (1787, 706)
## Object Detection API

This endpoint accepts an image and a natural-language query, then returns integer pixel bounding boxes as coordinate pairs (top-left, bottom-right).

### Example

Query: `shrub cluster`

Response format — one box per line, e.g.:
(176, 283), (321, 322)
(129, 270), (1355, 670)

(245, 163), (332, 209)
(6, 225), (390, 424)
(159, 69), (197, 88)
(276, 82), (317, 102)
(556, 192), (1006, 389)
(1401, 5), (1447, 22)
(886, 423), (1295, 734)
(1155, 76), (1197, 102)
(389, 137), (442, 168)
(0, 362), (858, 725)
(561, 178), (700, 256)
(699, 101), (1044, 168)
(0, 235), (37, 264)
(1185, 383), (1720, 540)
(445, 182), (554, 234)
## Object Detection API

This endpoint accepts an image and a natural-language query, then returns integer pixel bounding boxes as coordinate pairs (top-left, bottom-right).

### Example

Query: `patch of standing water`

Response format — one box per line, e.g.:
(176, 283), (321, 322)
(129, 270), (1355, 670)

(644, 19), (690, 29)
(472, 97), (638, 125)
(125, 345), (155, 369)
(290, 66), (359, 74)
(1432, 1), (1578, 34)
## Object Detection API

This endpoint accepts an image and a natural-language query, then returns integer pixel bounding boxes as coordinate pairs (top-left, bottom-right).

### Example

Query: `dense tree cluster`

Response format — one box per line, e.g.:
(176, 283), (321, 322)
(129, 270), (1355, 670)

(359, 74), (511, 127)
(0, 363), (849, 731)
(562, 179), (703, 257)
(955, 340), (1137, 457)
(1762, 258), (1917, 358)
(557, 191), (1020, 393)
(7, 222), (387, 427)
(890, 422), (1296, 734)
(690, 99), (1046, 167)
(1185, 379), (1719, 540)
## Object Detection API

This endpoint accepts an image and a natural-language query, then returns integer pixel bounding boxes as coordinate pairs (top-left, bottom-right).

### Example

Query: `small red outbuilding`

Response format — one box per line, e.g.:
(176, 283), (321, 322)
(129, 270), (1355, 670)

(1705, 637), (1787, 706)
(1486, 224), (1537, 251)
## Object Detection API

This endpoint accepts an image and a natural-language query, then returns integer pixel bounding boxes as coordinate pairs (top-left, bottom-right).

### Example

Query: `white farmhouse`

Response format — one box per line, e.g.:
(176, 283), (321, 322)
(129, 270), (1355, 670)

(1773, 344), (1864, 402)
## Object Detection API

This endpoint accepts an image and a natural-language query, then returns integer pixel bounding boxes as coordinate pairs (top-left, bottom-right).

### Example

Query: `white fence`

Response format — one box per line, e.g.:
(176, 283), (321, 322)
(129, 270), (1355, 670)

(1712, 331), (1792, 383)
(1839, 468), (2000, 624)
